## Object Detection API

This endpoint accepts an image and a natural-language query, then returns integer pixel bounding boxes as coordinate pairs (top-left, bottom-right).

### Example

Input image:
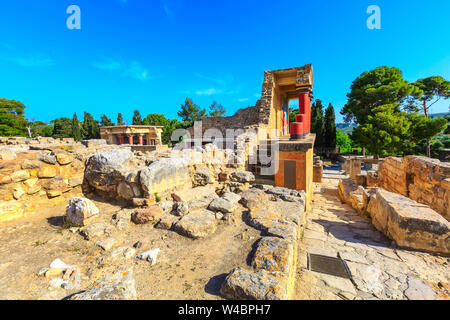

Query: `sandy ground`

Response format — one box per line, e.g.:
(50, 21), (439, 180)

(0, 194), (260, 300)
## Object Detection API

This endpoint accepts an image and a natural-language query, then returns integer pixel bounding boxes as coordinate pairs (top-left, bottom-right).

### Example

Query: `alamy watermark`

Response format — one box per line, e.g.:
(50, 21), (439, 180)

(168, 121), (279, 176)
(367, 5), (381, 30)
(67, 5), (81, 30)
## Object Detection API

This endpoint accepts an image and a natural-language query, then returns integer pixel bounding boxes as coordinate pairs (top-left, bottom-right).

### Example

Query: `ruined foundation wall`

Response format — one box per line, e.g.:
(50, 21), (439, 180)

(0, 139), (123, 222)
(378, 156), (450, 221)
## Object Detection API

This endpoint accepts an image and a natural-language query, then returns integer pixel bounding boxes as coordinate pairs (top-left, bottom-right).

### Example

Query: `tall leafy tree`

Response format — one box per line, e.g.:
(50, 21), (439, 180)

(324, 103), (337, 148)
(409, 76), (450, 157)
(177, 98), (206, 126)
(143, 113), (169, 127)
(341, 66), (421, 157)
(100, 114), (114, 127)
(81, 112), (100, 139)
(132, 110), (143, 125)
(117, 113), (125, 125)
(71, 113), (81, 141)
(310, 99), (325, 148)
(0, 98), (28, 137)
(336, 129), (352, 153)
(209, 101), (226, 117)
(52, 117), (73, 138)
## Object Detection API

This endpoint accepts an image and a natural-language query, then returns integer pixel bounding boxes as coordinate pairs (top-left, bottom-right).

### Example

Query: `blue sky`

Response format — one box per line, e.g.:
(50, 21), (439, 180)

(0, 0), (449, 124)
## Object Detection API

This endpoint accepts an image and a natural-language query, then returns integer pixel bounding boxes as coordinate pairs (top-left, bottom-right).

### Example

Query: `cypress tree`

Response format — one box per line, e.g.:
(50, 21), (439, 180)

(71, 113), (81, 141)
(132, 110), (143, 125)
(117, 113), (124, 125)
(324, 103), (337, 148)
(311, 99), (325, 148)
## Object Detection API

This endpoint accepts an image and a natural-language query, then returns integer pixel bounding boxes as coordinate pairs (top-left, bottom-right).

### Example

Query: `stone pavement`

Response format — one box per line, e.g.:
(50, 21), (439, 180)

(294, 166), (450, 300)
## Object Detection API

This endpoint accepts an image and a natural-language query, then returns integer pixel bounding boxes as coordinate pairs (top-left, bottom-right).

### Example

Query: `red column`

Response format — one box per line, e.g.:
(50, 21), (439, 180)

(118, 135), (124, 145)
(138, 134), (144, 145)
(128, 135), (133, 145)
(299, 92), (311, 133)
(290, 91), (311, 140)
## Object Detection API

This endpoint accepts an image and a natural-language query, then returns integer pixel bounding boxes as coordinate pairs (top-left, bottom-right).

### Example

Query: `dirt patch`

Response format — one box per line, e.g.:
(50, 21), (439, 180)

(0, 198), (260, 300)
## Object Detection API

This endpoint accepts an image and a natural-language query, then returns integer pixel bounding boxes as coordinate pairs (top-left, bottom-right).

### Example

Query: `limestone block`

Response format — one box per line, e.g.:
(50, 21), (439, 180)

(230, 171), (255, 183)
(192, 165), (212, 187)
(171, 185), (216, 203)
(220, 267), (289, 300)
(338, 178), (358, 204)
(367, 188), (450, 255)
(37, 166), (57, 178)
(65, 197), (100, 227)
(10, 170), (30, 182)
(239, 188), (268, 209)
(252, 237), (294, 275)
(68, 269), (137, 300)
(173, 210), (217, 239)
(131, 206), (163, 224)
(56, 153), (74, 165)
(140, 158), (190, 197)
(0, 200), (24, 222)
(156, 214), (180, 230)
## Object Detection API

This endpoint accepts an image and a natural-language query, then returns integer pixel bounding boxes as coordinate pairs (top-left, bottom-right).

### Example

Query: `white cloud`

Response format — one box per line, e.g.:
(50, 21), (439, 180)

(4, 56), (54, 67)
(93, 58), (150, 81)
(238, 98), (249, 102)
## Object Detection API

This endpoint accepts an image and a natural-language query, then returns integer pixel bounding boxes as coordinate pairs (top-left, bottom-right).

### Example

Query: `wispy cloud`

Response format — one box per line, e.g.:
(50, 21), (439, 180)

(238, 98), (249, 102)
(93, 58), (150, 81)
(0, 44), (54, 68)
(2, 55), (54, 67)
(186, 73), (241, 96)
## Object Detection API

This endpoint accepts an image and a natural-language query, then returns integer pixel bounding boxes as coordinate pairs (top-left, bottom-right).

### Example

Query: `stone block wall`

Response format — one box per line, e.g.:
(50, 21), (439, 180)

(0, 139), (122, 222)
(378, 156), (450, 221)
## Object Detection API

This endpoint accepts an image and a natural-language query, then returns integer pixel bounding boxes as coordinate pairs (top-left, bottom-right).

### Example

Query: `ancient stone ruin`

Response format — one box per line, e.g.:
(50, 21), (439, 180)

(1, 64), (448, 300)
(339, 155), (450, 255)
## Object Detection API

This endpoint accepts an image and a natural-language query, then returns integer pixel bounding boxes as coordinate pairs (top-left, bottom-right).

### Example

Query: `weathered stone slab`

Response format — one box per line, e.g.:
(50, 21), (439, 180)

(65, 197), (99, 227)
(208, 198), (236, 213)
(171, 185), (216, 203)
(338, 178), (358, 204)
(193, 165), (212, 186)
(252, 237), (294, 275)
(366, 188), (450, 255)
(131, 206), (163, 224)
(173, 210), (217, 239)
(220, 267), (289, 300)
(239, 188), (268, 209)
(140, 158), (190, 197)
(68, 269), (137, 300)
(230, 171), (255, 183)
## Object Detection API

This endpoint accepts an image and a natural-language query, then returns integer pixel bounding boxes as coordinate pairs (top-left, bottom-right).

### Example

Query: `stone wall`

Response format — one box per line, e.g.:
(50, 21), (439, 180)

(0, 140), (121, 222)
(378, 156), (450, 221)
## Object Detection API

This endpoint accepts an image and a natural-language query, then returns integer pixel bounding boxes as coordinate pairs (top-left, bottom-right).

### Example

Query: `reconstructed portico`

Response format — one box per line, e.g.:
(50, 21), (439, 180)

(100, 125), (163, 146)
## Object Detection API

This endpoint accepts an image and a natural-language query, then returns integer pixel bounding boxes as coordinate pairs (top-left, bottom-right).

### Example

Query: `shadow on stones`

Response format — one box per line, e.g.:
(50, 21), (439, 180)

(246, 238), (262, 266)
(204, 273), (228, 297)
(47, 215), (65, 227)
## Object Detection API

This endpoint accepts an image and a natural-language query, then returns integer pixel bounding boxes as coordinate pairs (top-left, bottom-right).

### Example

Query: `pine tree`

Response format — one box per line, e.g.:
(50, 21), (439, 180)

(132, 110), (143, 125)
(177, 98), (206, 126)
(71, 113), (81, 141)
(209, 101), (226, 117)
(311, 99), (325, 148)
(324, 103), (337, 148)
(117, 113), (124, 126)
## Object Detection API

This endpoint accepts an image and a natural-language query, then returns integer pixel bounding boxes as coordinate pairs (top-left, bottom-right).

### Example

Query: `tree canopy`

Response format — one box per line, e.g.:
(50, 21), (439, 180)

(132, 110), (143, 125)
(324, 103), (337, 148)
(177, 98), (206, 126)
(0, 98), (28, 137)
(100, 114), (114, 127)
(209, 101), (226, 117)
(311, 99), (325, 148)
